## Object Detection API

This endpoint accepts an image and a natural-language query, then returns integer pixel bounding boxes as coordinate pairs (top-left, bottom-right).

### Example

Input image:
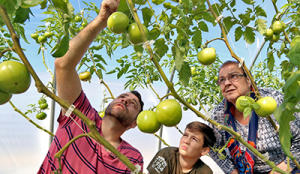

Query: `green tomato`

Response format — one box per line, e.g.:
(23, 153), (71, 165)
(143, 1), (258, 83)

(272, 21), (283, 34)
(235, 96), (255, 112)
(0, 61), (31, 94)
(39, 103), (48, 110)
(31, 33), (39, 39)
(44, 32), (53, 38)
(254, 96), (277, 117)
(79, 71), (91, 81)
(197, 47), (216, 65)
(38, 98), (47, 105)
(156, 99), (182, 127)
(127, 23), (148, 45)
(107, 12), (129, 34)
(272, 34), (280, 42)
(264, 28), (273, 38)
(74, 15), (82, 22)
(191, 67), (197, 76)
(38, 35), (47, 43)
(137, 110), (161, 133)
(36, 112), (47, 120)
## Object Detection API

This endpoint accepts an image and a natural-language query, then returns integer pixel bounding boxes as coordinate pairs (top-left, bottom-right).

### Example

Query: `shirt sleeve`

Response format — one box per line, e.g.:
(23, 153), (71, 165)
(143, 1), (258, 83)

(57, 90), (101, 125)
(208, 104), (236, 174)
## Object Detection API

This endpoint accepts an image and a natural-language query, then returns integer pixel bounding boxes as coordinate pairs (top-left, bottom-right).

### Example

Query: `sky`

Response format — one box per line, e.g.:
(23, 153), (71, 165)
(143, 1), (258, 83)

(0, 0), (285, 173)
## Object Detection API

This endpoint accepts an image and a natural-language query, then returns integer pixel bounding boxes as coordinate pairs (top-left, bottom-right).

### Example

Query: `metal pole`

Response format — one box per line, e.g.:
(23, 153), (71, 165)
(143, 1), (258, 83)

(250, 39), (266, 71)
(49, 68), (56, 146)
(158, 67), (176, 150)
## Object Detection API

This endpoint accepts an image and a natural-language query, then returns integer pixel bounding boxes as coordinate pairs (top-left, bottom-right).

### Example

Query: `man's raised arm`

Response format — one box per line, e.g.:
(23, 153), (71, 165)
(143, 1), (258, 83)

(54, 0), (119, 109)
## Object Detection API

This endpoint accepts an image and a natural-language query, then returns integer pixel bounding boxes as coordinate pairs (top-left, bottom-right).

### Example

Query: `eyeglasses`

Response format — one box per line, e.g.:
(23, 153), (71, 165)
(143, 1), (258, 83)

(217, 73), (246, 85)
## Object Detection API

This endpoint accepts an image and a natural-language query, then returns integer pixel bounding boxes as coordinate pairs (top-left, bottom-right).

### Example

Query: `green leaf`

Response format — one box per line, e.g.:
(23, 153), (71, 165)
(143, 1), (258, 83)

(223, 16), (234, 34)
(117, 0), (130, 16)
(51, 0), (67, 12)
(152, 0), (164, 5)
(142, 7), (153, 27)
(178, 62), (191, 86)
(51, 34), (70, 57)
(202, 12), (215, 25)
(211, 3), (222, 17)
(230, 0), (236, 7)
(21, 0), (41, 8)
(14, 7), (31, 23)
(243, 107), (252, 119)
(148, 27), (161, 40)
(198, 21), (208, 32)
(274, 104), (295, 158)
(0, 0), (19, 15)
(255, 6), (267, 17)
(239, 13), (251, 26)
(14, 24), (29, 44)
(235, 26), (243, 41)
(173, 45), (184, 72)
(244, 27), (255, 44)
(255, 18), (267, 35)
(287, 41), (300, 67)
(192, 30), (202, 49)
(252, 103), (260, 110)
(239, 98), (250, 107)
(283, 70), (300, 98)
(94, 54), (107, 65)
(267, 51), (275, 71)
(154, 38), (168, 58)
(241, 0), (254, 5)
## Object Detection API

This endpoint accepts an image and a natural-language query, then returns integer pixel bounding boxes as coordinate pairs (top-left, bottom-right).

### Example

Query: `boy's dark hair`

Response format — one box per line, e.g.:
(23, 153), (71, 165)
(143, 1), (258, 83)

(186, 121), (216, 148)
(130, 90), (144, 112)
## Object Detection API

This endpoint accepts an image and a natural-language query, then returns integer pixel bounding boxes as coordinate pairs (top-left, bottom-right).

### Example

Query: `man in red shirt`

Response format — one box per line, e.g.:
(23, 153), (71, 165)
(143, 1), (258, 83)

(38, 0), (144, 173)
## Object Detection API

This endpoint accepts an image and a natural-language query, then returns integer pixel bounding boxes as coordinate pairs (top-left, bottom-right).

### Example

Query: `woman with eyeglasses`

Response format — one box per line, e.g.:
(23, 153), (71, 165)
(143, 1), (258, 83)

(208, 60), (300, 174)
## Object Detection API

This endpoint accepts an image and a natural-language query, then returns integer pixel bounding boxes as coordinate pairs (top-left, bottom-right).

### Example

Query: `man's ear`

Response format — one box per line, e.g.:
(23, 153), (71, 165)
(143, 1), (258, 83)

(200, 147), (210, 156)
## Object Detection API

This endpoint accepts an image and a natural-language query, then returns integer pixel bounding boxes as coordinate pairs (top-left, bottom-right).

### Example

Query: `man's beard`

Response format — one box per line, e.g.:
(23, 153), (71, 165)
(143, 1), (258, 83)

(105, 102), (134, 128)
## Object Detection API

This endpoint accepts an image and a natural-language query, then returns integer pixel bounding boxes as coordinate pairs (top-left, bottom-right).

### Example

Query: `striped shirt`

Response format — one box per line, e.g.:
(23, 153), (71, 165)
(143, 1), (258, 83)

(38, 91), (143, 174)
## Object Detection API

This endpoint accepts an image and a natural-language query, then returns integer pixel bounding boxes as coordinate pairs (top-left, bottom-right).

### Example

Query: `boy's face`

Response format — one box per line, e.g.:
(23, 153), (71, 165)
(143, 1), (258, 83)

(179, 128), (209, 159)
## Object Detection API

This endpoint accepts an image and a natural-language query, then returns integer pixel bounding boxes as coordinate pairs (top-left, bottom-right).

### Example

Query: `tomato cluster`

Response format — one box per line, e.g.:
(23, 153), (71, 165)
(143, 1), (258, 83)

(107, 12), (148, 45)
(235, 95), (277, 118)
(137, 99), (182, 133)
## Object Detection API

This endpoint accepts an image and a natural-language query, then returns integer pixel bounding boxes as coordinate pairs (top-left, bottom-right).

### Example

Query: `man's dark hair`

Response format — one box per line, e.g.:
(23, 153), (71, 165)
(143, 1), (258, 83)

(186, 121), (216, 148)
(130, 90), (144, 112)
